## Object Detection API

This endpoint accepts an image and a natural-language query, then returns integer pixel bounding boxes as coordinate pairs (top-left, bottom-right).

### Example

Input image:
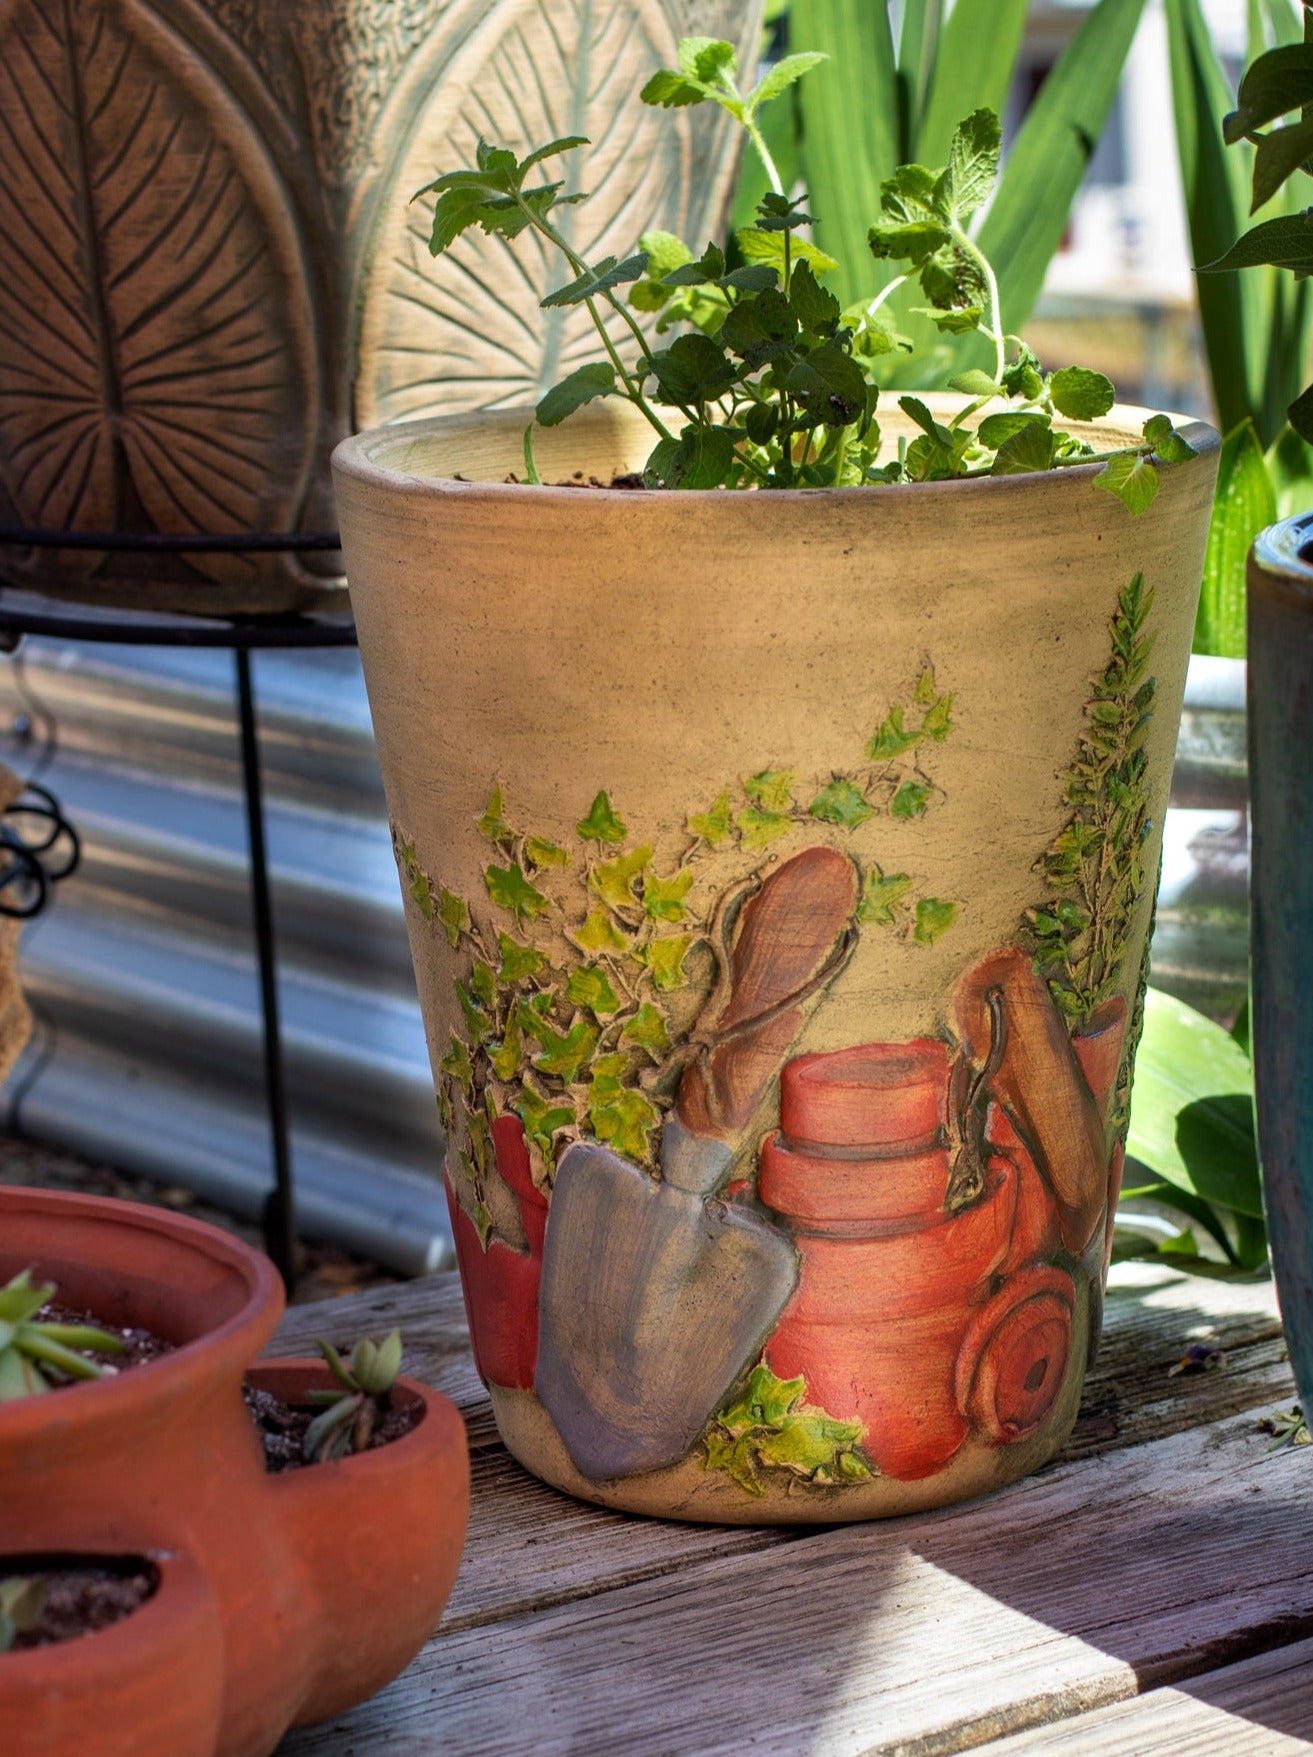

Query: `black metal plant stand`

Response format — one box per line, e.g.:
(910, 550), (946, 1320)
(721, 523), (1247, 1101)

(0, 527), (358, 1292)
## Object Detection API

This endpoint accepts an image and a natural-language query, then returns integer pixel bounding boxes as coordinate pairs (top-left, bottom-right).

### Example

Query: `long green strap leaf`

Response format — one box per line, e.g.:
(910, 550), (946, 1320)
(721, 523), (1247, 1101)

(897, 0), (944, 158)
(791, 0), (900, 307)
(1267, 418), (1313, 514)
(915, 0), (1029, 169)
(977, 0), (1149, 333)
(1195, 419), (1275, 656)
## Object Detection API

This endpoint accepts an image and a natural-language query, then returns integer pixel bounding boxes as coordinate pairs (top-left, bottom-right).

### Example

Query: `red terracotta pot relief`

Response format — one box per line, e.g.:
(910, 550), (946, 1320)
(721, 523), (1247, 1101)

(446, 1115), (548, 1391)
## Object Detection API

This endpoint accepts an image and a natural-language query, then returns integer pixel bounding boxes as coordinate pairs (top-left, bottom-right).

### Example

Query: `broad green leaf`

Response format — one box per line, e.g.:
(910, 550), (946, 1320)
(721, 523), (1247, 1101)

(644, 869), (695, 922)
(940, 107), (1001, 228)
(663, 424), (736, 490)
(809, 777), (874, 828)
(1127, 987), (1264, 1218)
(642, 934), (695, 991)
(536, 362), (616, 427)
(1226, 42), (1313, 140)
(1203, 211), (1313, 274)
(525, 836), (569, 870)
(949, 368), (1002, 396)
(566, 965), (620, 1018)
(680, 36), (738, 86)
(484, 861), (548, 922)
(1196, 419), (1275, 657)
(477, 783), (515, 846)
(531, 1019), (599, 1082)
(648, 333), (736, 405)
(577, 792), (627, 844)
(991, 420), (1058, 475)
(980, 0), (1148, 332)
(857, 869), (913, 924)
(1251, 115), (1313, 210)
(589, 1086), (661, 1163)
(688, 790), (734, 847)
(744, 768), (796, 813)
(437, 888), (469, 949)
(640, 68), (710, 108)
(788, 261), (842, 336)
(787, 343), (868, 427)
(1096, 450), (1160, 515)
(570, 909), (633, 956)
(737, 228), (840, 277)
(639, 231), (695, 278)
(592, 846), (653, 909)
(498, 933), (545, 983)
(751, 51), (829, 111)
(621, 1002), (671, 1055)
(914, 897), (957, 944)
(890, 781), (931, 819)
(1050, 366), (1117, 421)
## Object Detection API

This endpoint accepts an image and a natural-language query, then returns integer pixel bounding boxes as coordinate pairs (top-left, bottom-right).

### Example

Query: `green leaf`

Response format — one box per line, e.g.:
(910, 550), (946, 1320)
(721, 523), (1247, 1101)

(1127, 987), (1264, 1219)
(1050, 366), (1117, 421)
(525, 835), (569, 870)
(1226, 42), (1313, 140)
(469, 960), (497, 1009)
(408, 867), (435, 920)
(497, 933), (545, 984)
(867, 702), (922, 762)
(1096, 450), (1161, 515)
(1196, 419), (1275, 658)
(571, 908), (634, 956)
(457, 981), (493, 1049)
(588, 1086), (661, 1164)
(751, 51), (830, 111)
(788, 261), (842, 336)
(644, 869), (695, 922)
(979, 0), (1149, 332)
(737, 228), (839, 277)
(890, 781), (932, 819)
(991, 419), (1058, 475)
(639, 231), (695, 277)
(515, 1086), (576, 1164)
(566, 966), (620, 1018)
(868, 219), (954, 265)
(1202, 211), (1313, 274)
(744, 768), (796, 813)
(808, 777), (874, 828)
(920, 691), (953, 740)
(941, 107), (1001, 227)
(519, 135), (590, 175)
(736, 806), (794, 848)
(663, 424), (736, 490)
(484, 862), (548, 923)
(640, 68), (711, 108)
(439, 892), (471, 948)
(488, 1012), (522, 1083)
(531, 1019), (599, 1082)
(680, 36), (738, 86)
(591, 847), (653, 910)
(477, 783), (515, 846)
(949, 368), (1002, 396)
(857, 869), (913, 924)
(577, 792), (627, 845)
(536, 362), (616, 427)
(441, 1034), (474, 1099)
(621, 1002), (671, 1055)
(1251, 116), (1313, 211)
(688, 790), (734, 847)
(787, 344), (868, 427)
(913, 897), (957, 944)
(647, 334), (736, 405)
(642, 935), (695, 991)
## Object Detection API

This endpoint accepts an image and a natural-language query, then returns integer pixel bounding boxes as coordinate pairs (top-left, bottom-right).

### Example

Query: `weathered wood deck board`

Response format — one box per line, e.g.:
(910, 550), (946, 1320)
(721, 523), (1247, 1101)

(982, 1638), (1313, 1754)
(280, 1393), (1312, 1757)
(269, 1266), (1293, 1643)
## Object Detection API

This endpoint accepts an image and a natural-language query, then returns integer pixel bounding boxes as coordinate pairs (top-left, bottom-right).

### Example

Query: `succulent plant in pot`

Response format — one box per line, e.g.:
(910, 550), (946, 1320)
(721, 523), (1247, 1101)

(333, 39), (1220, 1525)
(0, 1187), (469, 1757)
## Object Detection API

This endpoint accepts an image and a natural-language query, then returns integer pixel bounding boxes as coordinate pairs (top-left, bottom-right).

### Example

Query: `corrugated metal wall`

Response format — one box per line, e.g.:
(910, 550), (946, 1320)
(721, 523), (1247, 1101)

(0, 643), (1246, 1273)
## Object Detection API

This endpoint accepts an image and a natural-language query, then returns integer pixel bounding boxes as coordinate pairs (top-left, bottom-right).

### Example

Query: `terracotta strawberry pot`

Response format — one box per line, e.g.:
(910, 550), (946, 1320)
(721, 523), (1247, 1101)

(333, 395), (1220, 1523)
(1, 1551), (224, 1757)
(0, 1187), (469, 1755)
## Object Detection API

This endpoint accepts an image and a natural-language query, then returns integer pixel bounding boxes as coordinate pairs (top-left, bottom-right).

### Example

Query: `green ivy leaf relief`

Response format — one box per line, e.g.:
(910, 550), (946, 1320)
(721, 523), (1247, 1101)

(920, 693), (953, 741)
(914, 667), (938, 706)
(438, 887), (469, 948)
(531, 1020), (599, 1082)
(642, 934), (695, 991)
(621, 1002), (671, 1055)
(890, 781), (932, 819)
(477, 783), (515, 847)
(457, 983), (493, 1048)
(408, 867), (435, 920)
(488, 1012), (522, 1083)
(566, 965), (621, 1018)
(743, 768), (795, 814)
(571, 908), (634, 956)
(441, 1034), (473, 1099)
(589, 1086), (661, 1164)
(688, 790), (734, 847)
(497, 933), (545, 983)
(485, 862), (548, 923)
(436, 1080), (453, 1134)
(577, 791), (627, 844)
(702, 1363), (873, 1496)
(857, 870), (913, 925)
(515, 1085), (576, 1166)
(469, 960), (497, 1010)
(867, 704), (921, 762)
(470, 1198), (495, 1250)
(914, 898), (958, 945)
(644, 869), (695, 922)
(808, 778), (874, 829)
(591, 847), (653, 910)
(736, 805), (793, 848)
(525, 836), (569, 870)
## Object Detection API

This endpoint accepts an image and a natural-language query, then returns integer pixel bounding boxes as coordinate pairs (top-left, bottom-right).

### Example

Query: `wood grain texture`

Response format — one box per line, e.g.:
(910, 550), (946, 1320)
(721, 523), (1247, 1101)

(982, 1639), (1313, 1754)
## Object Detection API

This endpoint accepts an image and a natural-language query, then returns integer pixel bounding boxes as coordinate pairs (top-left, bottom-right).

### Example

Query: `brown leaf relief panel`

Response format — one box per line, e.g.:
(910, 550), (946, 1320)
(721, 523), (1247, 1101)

(359, 0), (697, 425)
(0, 0), (315, 585)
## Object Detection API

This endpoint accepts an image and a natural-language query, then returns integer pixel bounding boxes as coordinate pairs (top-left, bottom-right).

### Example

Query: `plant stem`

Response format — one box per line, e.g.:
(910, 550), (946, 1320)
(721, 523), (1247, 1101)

(745, 117), (785, 197)
(954, 228), (1006, 383)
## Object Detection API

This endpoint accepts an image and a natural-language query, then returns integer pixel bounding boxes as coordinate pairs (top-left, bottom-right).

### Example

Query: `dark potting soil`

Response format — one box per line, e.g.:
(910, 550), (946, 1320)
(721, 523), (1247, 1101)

(497, 472), (649, 490)
(242, 1383), (418, 1473)
(36, 1302), (176, 1375)
(3, 1562), (155, 1651)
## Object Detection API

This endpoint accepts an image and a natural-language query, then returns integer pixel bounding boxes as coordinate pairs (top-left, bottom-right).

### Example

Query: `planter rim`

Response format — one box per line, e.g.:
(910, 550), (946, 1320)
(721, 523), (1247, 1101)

(333, 397), (1220, 510)
(1252, 511), (1313, 591)
(0, 1548), (204, 1673)
(248, 1359), (443, 1476)
(0, 1188), (283, 1438)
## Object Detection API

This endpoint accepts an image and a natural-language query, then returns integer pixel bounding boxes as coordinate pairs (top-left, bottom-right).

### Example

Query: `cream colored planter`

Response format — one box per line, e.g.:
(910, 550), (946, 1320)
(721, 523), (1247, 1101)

(334, 399), (1220, 1523)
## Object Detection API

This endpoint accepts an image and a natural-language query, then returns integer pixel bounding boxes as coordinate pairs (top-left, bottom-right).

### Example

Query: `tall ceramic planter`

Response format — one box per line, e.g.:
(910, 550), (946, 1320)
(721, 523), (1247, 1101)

(1247, 515), (1313, 1416)
(335, 398), (1220, 1523)
(0, 0), (758, 615)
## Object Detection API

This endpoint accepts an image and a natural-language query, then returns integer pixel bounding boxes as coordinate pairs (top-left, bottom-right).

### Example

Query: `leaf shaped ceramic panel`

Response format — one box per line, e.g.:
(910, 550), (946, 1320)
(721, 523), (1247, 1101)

(0, 0), (315, 603)
(356, 0), (759, 427)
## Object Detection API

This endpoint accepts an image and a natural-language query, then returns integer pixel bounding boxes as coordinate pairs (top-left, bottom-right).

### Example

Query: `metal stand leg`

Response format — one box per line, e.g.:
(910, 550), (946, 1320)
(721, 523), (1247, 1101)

(234, 649), (297, 1292)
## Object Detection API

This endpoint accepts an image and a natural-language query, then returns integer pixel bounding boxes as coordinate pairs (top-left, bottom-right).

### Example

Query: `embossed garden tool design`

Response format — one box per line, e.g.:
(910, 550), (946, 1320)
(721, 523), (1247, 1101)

(535, 847), (859, 1481)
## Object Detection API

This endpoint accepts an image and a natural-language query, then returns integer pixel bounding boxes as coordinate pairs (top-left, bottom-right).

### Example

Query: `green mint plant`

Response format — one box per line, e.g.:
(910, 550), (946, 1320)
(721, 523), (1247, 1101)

(0, 1576), (45, 1653)
(305, 1330), (404, 1464)
(414, 36), (1195, 508)
(0, 1269), (124, 1401)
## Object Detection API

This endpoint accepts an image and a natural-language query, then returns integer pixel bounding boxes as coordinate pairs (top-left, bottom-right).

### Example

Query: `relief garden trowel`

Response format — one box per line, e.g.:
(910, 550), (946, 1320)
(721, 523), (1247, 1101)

(535, 846), (859, 1483)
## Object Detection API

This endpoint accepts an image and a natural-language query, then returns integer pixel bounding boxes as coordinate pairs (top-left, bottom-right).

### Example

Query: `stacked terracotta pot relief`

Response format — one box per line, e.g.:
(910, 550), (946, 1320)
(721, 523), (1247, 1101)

(0, 0), (758, 614)
(0, 1188), (469, 1757)
(334, 397), (1221, 1523)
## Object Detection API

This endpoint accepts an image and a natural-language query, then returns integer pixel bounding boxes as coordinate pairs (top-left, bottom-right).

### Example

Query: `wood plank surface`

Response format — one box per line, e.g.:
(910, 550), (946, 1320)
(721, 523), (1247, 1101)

(981, 1638), (1313, 1754)
(274, 1264), (1308, 1757)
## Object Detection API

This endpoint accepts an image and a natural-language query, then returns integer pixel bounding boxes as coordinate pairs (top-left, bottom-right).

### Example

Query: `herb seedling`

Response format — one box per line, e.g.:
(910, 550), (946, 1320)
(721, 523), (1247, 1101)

(0, 1576), (45, 1654)
(0, 1269), (124, 1401)
(305, 1330), (404, 1464)
(414, 37), (1195, 507)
